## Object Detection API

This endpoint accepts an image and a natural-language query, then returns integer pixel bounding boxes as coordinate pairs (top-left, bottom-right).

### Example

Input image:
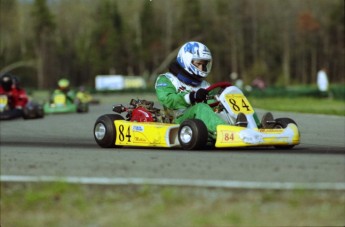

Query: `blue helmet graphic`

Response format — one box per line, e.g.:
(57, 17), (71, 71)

(176, 41), (212, 78)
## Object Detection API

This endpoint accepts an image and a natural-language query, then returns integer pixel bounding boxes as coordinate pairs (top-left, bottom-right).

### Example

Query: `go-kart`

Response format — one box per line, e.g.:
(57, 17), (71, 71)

(76, 90), (100, 105)
(0, 95), (44, 120)
(44, 92), (89, 114)
(93, 82), (300, 150)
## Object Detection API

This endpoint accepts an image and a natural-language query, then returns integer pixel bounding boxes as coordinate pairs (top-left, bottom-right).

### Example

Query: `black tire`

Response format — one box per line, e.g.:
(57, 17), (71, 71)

(77, 102), (89, 113)
(23, 103), (44, 119)
(94, 114), (124, 148)
(274, 118), (297, 149)
(22, 107), (31, 119)
(35, 104), (44, 118)
(178, 119), (209, 150)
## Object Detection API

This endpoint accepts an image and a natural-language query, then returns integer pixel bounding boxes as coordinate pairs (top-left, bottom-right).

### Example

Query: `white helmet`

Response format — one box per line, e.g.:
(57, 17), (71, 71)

(176, 41), (212, 78)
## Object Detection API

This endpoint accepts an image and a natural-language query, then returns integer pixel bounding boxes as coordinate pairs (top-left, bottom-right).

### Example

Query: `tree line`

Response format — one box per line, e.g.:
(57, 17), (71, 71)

(0, 0), (344, 89)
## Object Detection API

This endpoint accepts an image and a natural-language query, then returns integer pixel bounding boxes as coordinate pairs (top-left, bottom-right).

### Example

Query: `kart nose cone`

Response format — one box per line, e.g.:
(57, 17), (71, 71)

(95, 123), (106, 140)
(179, 126), (193, 143)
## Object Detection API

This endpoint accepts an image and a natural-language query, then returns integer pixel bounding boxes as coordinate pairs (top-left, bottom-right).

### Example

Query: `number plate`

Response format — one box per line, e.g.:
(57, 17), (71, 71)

(54, 94), (66, 105)
(225, 94), (254, 114)
(0, 95), (8, 110)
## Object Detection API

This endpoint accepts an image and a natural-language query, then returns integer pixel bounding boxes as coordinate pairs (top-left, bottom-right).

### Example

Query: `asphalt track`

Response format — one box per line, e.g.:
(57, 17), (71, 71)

(1, 96), (345, 190)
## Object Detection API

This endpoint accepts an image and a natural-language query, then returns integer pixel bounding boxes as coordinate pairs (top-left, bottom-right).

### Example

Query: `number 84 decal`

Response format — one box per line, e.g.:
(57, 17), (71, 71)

(225, 94), (254, 114)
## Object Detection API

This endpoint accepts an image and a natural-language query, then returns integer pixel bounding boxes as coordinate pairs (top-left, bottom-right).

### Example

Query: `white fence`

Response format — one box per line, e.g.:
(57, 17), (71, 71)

(95, 75), (147, 91)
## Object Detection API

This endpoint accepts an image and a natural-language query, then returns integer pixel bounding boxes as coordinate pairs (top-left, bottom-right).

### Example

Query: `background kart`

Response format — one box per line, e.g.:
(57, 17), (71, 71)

(93, 82), (300, 150)
(0, 94), (44, 120)
(44, 93), (89, 114)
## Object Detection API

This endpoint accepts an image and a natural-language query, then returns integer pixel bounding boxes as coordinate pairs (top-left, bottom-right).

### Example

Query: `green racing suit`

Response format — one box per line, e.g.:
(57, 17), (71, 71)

(155, 73), (226, 133)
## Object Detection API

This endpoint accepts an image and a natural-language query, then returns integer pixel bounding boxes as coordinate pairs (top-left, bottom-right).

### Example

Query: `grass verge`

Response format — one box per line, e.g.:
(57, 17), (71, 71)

(249, 96), (345, 116)
(1, 182), (345, 226)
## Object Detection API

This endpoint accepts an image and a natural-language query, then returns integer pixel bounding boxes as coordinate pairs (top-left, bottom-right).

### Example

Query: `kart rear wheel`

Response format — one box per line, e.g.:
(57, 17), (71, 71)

(94, 114), (124, 148)
(77, 102), (89, 113)
(35, 105), (44, 118)
(22, 107), (32, 119)
(23, 103), (44, 119)
(178, 119), (208, 150)
(273, 118), (297, 149)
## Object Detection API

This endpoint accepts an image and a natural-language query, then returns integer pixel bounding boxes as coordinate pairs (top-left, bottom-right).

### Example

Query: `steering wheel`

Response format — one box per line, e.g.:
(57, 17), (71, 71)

(206, 81), (232, 107)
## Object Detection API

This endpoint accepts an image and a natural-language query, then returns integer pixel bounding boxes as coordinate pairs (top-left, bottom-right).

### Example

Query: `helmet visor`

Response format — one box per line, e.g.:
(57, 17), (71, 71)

(192, 59), (212, 74)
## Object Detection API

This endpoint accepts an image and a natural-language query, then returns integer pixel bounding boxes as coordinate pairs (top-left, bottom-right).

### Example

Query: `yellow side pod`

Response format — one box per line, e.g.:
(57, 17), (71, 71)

(114, 121), (180, 148)
(215, 123), (300, 148)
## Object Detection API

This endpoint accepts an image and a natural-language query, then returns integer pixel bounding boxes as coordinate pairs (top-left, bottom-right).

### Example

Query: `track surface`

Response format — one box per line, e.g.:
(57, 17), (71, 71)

(1, 96), (345, 189)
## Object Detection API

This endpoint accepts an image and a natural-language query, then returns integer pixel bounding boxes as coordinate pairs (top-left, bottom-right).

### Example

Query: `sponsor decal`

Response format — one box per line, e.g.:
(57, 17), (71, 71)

(134, 137), (146, 142)
(132, 125), (144, 132)
(259, 129), (283, 133)
(156, 83), (168, 87)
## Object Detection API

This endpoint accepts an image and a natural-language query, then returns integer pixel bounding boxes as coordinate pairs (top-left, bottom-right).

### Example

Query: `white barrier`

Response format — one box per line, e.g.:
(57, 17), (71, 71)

(95, 75), (146, 91)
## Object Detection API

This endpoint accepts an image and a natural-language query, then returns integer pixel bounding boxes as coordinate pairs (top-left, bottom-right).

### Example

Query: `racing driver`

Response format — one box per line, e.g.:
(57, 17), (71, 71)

(52, 78), (76, 104)
(0, 73), (29, 117)
(155, 41), (248, 137)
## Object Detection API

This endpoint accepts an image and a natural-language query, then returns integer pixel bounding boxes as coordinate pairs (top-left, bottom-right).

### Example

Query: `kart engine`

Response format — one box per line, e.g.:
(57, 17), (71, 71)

(131, 106), (154, 122)
(113, 99), (170, 122)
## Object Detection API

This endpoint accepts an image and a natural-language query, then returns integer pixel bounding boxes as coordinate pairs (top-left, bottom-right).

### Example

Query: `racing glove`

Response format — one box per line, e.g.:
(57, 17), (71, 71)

(189, 88), (208, 104)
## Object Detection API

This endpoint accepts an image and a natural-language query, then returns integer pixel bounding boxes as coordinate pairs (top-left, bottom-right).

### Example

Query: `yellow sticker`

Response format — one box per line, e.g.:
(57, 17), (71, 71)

(0, 95), (8, 106)
(54, 94), (66, 105)
(224, 94), (254, 114)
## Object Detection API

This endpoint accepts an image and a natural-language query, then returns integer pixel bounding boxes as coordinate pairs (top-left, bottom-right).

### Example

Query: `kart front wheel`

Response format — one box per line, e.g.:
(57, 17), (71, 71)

(274, 118), (297, 149)
(178, 119), (208, 150)
(94, 114), (124, 148)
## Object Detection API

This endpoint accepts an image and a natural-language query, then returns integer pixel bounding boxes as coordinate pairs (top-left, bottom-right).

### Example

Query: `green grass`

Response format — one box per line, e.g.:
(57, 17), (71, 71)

(1, 182), (345, 226)
(249, 97), (345, 116)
